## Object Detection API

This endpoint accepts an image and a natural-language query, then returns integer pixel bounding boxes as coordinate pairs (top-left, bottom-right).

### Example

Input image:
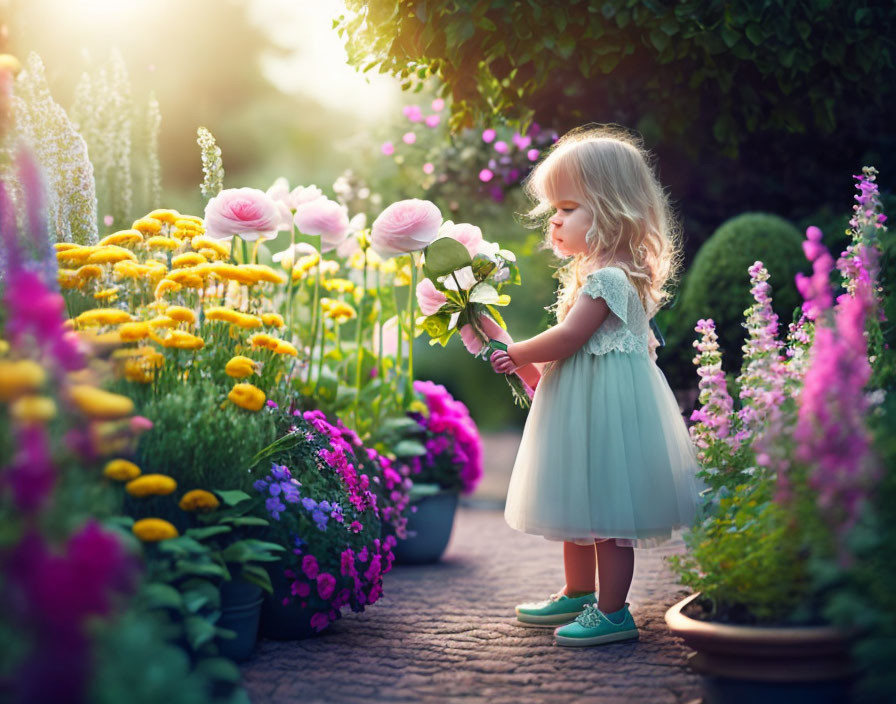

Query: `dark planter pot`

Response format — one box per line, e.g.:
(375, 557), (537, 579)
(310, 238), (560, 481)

(665, 592), (858, 704)
(391, 489), (460, 565)
(259, 562), (328, 640)
(216, 576), (264, 662)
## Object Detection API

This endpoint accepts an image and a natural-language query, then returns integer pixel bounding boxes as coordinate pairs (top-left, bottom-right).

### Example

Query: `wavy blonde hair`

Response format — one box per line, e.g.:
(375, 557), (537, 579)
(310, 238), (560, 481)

(522, 125), (683, 323)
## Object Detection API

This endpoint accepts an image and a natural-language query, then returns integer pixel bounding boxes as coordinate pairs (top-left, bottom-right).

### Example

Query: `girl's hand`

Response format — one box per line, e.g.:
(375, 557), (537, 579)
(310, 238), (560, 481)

(490, 349), (520, 375)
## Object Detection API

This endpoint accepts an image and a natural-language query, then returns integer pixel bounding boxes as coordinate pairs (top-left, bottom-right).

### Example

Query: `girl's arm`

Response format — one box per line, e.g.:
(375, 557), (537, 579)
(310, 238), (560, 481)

(507, 295), (610, 367)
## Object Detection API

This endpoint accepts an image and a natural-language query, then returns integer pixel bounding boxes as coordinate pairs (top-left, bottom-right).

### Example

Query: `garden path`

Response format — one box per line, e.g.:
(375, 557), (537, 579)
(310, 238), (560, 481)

(240, 435), (702, 704)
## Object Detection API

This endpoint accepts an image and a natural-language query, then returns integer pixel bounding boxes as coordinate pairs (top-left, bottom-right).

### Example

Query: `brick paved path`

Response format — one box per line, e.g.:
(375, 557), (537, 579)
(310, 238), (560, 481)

(240, 502), (702, 704)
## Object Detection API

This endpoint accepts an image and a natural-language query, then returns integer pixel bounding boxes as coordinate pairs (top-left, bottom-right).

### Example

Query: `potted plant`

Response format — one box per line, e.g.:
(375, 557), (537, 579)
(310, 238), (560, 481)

(665, 167), (894, 703)
(380, 379), (483, 565)
(248, 406), (400, 639)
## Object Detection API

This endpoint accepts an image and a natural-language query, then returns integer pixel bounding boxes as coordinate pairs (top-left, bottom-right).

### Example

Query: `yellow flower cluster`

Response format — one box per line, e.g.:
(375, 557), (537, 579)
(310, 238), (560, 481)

(179, 489), (220, 511)
(321, 278), (355, 294)
(0, 359), (46, 401)
(225, 355), (261, 378)
(75, 308), (133, 327)
(103, 458), (141, 481)
(132, 518), (179, 542)
(126, 473), (177, 497)
(206, 307), (263, 329)
(247, 333), (297, 355)
(69, 384), (134, 419)
(228, 383), (266, 411)
(325, 300), (357, 323)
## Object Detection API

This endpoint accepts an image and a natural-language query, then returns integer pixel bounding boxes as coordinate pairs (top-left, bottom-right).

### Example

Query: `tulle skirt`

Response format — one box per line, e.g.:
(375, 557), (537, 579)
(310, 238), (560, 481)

(504, 349), (703, 550)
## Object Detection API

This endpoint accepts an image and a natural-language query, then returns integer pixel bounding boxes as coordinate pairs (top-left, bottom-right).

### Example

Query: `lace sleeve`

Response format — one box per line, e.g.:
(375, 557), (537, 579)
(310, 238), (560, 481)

(579, 267), (629, 325)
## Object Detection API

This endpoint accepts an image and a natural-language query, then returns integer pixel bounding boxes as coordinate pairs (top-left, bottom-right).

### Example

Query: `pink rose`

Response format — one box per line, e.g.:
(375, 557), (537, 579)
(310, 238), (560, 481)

(371, 199), (442, 259)
(459, 324), (484, 355)
(372, 316), (399, 357)
(302, 554), (319, 580)
(203, 187), (281, 242)
(439, 222), (483, 258)
(289, 184), (323, 209)
(294, 198), (350, 253)
(416, 278), (448, 316)
(316, 572), (336, 600)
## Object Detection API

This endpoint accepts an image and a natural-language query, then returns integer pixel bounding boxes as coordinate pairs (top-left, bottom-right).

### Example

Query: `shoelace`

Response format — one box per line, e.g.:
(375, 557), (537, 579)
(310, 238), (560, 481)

(575, 603), (608, 628)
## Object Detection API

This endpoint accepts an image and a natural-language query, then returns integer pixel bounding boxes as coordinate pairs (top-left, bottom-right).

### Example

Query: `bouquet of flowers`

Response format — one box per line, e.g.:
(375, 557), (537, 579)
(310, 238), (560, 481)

(413, 221), (531, 407)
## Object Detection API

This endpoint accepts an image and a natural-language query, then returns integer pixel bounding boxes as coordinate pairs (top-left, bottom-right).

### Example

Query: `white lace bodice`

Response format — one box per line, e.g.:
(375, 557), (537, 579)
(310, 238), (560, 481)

(576, 266), (650, 357)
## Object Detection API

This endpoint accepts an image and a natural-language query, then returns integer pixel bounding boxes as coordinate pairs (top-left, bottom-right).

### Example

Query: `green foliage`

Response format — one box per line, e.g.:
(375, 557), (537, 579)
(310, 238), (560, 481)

(658, 212), (806, 390)
(667, 478), (813, 624)
(134, 379), (278, 494)
(338, 1), (895, 156)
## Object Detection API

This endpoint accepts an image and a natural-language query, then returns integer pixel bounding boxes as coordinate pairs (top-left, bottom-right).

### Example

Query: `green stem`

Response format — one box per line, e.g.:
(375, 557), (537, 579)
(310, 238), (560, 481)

(352, 247), (368, 429)
(393, 281), (403, 383)
(287, 223), (295, 334)
(403, 252), (418, 407)
(376, 268), (384, 382)
(306, 257), (322, 385)
(240, 236), (248, 265)
(313, 316), (327, 398)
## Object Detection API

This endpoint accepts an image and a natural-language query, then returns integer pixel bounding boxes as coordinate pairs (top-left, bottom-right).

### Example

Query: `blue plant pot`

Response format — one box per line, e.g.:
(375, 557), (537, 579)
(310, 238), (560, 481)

(259, 562), (327, 640)
(392, 488), (460, 565)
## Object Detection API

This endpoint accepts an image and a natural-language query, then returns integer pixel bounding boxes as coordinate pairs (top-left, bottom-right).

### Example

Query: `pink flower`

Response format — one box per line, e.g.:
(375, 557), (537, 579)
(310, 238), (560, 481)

(316, 572), (336, 600)
(422, 162), (434, 174)
(381, 141), (394, 156)
(310, 612), (330, 632)
(370, 198), (442, 259)
(301, 554), (319, 580)
(403, 105), (423, 122)
(129, 415), (153, 432)
(479, 169), (494, 182)
(513, 133), (532, 150)
(527, 148), (540, 161)
(425, 114), (440, 128)
(431, 98), (445, 111)
(494, 140), (509, 154)
(402, 132), (416, 145)
(416, 278), (448, 315)
(294, 198), (350, 253)
(289, 184), (324, 209)
(459, 324), (485, 355)
(482, 128), (496, 143)
(203, 187), (281, 242)
(372, 316), (400, 357)
(438, 221), (483, 258)
(103, 214), (113, 226)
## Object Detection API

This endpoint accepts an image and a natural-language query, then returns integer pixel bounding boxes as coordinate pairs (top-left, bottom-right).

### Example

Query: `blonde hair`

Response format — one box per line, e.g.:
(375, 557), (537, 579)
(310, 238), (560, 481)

(522, 125), (683, 323)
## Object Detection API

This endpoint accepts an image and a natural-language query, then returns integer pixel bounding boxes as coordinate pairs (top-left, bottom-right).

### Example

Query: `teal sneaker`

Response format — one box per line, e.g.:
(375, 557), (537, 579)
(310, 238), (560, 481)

(553, 602), (639, 646)
(514, 590), (597, 628)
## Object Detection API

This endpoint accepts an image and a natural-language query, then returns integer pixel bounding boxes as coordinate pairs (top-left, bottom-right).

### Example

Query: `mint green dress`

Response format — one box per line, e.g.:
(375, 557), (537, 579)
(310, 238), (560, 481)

(504, 266), (701, 549)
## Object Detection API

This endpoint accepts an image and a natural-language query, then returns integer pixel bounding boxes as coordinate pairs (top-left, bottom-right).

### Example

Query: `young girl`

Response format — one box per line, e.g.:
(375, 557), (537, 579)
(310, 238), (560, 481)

(488, 125), (701, 647)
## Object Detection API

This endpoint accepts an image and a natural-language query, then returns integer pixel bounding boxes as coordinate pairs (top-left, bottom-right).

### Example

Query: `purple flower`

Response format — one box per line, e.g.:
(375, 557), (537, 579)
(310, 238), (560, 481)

(317, 572), (336, 600)
(268, 482), (281, 496)
(301, 497), (317, 511)
(302, 554), (319, 579)
(265, 497), (286, 520)
(253, 479), (268, 492)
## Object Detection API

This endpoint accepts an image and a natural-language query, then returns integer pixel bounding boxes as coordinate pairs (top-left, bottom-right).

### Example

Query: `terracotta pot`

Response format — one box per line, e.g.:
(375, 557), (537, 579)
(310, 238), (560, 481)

(665, 592), (858, 704)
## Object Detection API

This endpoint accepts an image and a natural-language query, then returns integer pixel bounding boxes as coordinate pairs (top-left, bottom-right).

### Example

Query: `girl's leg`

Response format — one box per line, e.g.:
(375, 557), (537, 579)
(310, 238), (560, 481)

(562, 541), (597, 596)
(595, 540), (634, 613)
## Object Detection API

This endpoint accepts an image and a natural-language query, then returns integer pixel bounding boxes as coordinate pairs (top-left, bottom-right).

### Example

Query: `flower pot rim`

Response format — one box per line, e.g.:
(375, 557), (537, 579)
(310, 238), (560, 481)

(665, 592), (849, 645)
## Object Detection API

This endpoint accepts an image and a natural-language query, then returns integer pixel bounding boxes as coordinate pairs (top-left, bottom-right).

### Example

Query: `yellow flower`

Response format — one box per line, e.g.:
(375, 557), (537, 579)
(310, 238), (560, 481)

(171, 252), (207, 268)
(348, 248), (382, 270)
(132, 518), (179, 542)
(93, 287), (119, 301)
(123, 357), (156, 383)
(119, 322), (151, 341)
(158, 330), (205, 350)
(165, 306), (197, 325)
(131, 218), (163, 235)
(178, 214), (204, 226)
(87, 246), (138, 265)
(319, 297), (333, 312)
(225, 355), (261, 378)
(191, 236), (229, 259)
(408, 400), (429, 416)
(204, 306), (242, 325)
(261, 313), (284, 328)
(58, 269), (82, 289)
(274, 340), (298, 356)
(99, 229), (143, 247)
(228, 383), (266, 411)
(126, 473), (177, 497)
(10, 395), (56, 423)
(54, 242), (81, 252)
(393, 263), (412, 287)
(242, 264), (287, 285)
(322, 278), (355, 294)
(69, 384), (134, 419)
(56, 246), (96, 266)
(147, 315), (176, 329)
(146, 236), (180, 250)
(291, 252), (321, 281)
(379, 258), (398, 275)
(103, 459), (141, 481)
(208, 263), (261, 286)
(179, 489), (220, 511)
(145, 209), (180, 224)
(326, 301), (357, 324)
(75, 264), (104, 281)
(78, 329), (122, 346)
(319, 260), (340, 276)
(247, 332), (278, 351)
(144, 260), (169, 277)
(154, 279), (181, 298)
(0, 53), (22, 74)
(0, 360), (46, 401)
(174, 218), (201, 231)
(75, 308), (133, 327)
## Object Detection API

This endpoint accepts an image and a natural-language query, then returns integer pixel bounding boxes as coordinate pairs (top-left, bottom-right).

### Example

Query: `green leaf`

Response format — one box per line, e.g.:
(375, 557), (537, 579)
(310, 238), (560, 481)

(184, 526), (232, 541)
(184, 615), (217, 651)
(720, 25), (739, 48)
(240, 563), (274, 593)
(485, 304), (507, 330)
(141, 583), (184, 611)
(469, 282), (500, 304)
(194, 657), (242, 684)
(393, 439), (428, 457)
(475, 16), (496, 31)
(214, 489), (251, 507)
(744, 23), (763, 46)
(220, 516), (269, 527)
(423, 238), (472, 277)
(176, 561), (230, 580)
(649, 29), (669, 53)
(557, 35), (575, 60)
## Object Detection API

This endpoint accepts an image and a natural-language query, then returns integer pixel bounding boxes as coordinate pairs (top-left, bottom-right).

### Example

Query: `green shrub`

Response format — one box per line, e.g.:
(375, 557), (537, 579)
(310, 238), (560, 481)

(658, 212), (807, 390)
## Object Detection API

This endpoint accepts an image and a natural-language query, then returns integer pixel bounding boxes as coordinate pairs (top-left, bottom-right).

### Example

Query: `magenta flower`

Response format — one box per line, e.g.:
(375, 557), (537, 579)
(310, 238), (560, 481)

(381, 141), (395, 156)
(425, 114), (440, 128)
(479, 168), (494, 182)
(431, 98), (445, 111)
(481, 128), (496, 143)
(527, 148), (540, 161)
(301, 554), (319, 580)
(316, 572), (336, 600)
(494, 140), (509, 154)
(402, 131), (417, 145)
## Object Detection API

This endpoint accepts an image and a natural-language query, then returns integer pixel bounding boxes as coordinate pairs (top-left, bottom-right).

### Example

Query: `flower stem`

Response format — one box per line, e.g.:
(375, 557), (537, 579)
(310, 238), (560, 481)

(287, 223), (295, 334)
(403, 252), (418, 407)
(352, 246), (368, 429)
(306, 259), (321, 385)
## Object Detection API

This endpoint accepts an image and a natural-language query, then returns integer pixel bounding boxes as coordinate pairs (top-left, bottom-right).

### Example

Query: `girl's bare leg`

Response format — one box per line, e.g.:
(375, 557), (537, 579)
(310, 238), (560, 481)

(595, 539), (634, 613)
(562, 541), (597, 596)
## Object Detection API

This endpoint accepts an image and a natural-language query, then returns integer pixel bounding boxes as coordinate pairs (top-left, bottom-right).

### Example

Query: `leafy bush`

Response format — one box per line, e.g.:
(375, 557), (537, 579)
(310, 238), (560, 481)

(658, 212), (806, 390)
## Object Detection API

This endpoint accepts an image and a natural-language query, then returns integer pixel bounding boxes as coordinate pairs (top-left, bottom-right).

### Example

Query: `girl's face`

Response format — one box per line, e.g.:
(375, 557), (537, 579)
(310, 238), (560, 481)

(547, 173), (592, 258)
